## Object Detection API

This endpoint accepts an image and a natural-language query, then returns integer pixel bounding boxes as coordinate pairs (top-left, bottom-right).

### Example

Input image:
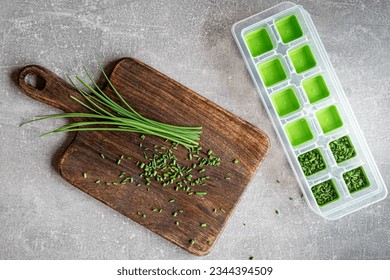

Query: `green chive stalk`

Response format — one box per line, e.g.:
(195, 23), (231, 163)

(21, 65), (202, 148)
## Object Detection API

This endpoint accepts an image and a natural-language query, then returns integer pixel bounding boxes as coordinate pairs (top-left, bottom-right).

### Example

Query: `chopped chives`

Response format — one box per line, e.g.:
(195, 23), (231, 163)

(195, 191), (207, 195)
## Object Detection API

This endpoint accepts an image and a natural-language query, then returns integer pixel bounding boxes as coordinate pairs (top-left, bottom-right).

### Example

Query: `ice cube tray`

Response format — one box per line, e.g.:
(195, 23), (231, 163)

(232, 2), (387, 219)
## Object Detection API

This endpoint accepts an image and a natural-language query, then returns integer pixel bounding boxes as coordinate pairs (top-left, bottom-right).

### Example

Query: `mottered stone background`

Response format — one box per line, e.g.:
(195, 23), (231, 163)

(0, 0), (389, 259)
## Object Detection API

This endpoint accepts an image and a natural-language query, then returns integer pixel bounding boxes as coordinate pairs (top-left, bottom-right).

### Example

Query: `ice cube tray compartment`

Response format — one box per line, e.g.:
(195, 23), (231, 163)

(232, 2), (387, 219)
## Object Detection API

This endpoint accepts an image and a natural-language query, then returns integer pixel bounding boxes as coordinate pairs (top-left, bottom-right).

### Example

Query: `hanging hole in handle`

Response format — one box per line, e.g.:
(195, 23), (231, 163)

(24, 73), (46, 90)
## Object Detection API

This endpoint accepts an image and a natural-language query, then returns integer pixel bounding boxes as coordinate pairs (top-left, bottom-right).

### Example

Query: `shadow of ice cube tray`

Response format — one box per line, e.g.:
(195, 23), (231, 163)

(232, 2), (387, 219)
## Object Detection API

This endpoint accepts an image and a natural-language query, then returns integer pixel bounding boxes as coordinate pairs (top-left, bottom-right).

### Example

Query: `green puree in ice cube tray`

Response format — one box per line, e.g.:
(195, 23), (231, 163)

(232, 2), (387, 219)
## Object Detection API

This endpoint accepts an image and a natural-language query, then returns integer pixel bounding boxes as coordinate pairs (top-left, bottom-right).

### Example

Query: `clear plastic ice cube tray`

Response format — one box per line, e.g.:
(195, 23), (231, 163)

(232, 2), (387, 219)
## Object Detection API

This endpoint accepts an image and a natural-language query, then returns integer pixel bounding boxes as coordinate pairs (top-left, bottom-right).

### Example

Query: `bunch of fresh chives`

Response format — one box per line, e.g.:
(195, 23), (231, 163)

(21, 65), (202, 148)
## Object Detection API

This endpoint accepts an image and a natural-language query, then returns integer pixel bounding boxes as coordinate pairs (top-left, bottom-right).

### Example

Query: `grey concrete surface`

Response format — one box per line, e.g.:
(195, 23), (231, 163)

(1, 0), (389, 260)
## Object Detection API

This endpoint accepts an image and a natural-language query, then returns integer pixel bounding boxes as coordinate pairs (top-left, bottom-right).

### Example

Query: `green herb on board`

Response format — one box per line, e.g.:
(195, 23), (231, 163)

(329, 136), (356, 163)
(21, 65), (202, 149)
(343, 166), (370, 193)
(298, 148), (326, 176)
(311, 179), (339, 206)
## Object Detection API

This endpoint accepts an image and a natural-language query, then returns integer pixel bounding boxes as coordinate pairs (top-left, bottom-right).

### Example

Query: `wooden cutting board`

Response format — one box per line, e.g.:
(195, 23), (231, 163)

(18, 58), (270, 256)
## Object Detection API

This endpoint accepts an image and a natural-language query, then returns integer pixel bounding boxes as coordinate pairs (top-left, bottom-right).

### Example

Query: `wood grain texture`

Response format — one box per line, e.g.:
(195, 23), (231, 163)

(18, 58), (270, 255)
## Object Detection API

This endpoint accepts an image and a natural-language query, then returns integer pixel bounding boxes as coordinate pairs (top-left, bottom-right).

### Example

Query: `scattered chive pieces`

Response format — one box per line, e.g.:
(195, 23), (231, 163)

(140, 134), (145, 140)
(142, 214), (147, 218)
(189, 239), (195, 245)
(113, 182), (118, 186)
(136, 183), (141, 187)
(172, 211), (178, 217)
(275, 209), (279, 215)
(289, 197), (293, 200)
(105, 182), (111, 186)
(95, 180), (101, 184)
(100, 153), (105, 159)
(169, 199), (175, 203)
(116, 158), (121, 165)
(220, 208), (226, 213)
(249, 256), (254, 260)
(207, 150), (213, 155)
(200, 223), (207, 228)
(276, 179), (280, 183)
(207, 240), (213, 245)
(195, 191), (207, 195)
(82, 172), (87, 178)
(213, 208), (217, 212)
(158, 209), (163, 213)
(175, 221), (179, 226)
(152, 208), (158, 212)
(233, 159), (239, 164)
(178, 209), (184, 213)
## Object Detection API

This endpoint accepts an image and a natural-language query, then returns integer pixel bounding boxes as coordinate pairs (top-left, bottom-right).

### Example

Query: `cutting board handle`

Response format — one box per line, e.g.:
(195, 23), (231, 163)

(18, 65), (83, 112)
